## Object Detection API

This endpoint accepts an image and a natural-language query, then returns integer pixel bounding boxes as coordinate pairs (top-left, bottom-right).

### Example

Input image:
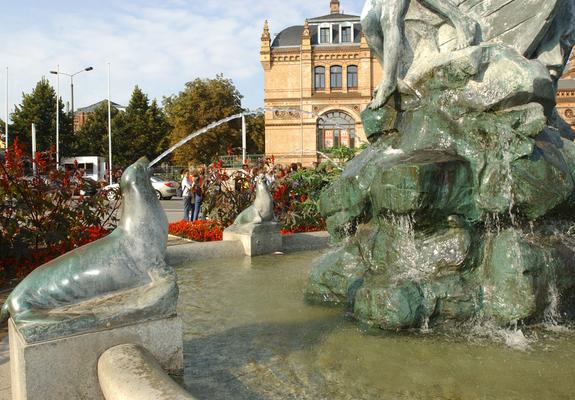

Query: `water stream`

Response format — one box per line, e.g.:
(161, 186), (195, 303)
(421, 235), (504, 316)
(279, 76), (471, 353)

(176, 251), (575, 400)
(149, 107), (352, 168)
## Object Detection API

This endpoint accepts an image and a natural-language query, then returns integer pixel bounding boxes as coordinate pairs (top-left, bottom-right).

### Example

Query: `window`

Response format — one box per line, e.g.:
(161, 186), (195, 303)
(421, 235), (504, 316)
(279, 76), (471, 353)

(341, 26), (352, 43)
(330, 65), (342, 89)
(320, 27), (330, 44)
(347, 65), (358, 89)
(317, 111), (356, 150)
(314, 66), (326, 90)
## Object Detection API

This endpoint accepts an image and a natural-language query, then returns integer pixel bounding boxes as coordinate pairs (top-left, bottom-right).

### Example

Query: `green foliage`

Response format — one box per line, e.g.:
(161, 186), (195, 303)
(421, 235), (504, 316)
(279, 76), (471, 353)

(10, 78), (73, 156)
(322, 145), (359, 165)
(273, 166), (341, 231)
(74, 103), (119, 157)
(245, 113), (265, 154)
(74, 87), (171, 168)
(164, 75), (243, 165)
(112, 87), (171, 167)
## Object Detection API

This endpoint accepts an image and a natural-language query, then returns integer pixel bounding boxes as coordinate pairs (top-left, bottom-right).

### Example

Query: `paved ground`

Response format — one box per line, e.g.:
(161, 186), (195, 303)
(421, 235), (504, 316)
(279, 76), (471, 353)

(161, 197), (185, 223)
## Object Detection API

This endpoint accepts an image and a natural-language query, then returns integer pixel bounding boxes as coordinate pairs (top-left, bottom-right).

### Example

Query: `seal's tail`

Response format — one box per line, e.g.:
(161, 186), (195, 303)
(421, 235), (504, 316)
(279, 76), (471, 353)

(0, 303), (9, 323)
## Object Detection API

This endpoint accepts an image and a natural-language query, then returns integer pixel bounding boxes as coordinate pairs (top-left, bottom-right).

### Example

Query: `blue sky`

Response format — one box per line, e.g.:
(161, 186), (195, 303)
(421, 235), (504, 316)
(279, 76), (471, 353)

(1, 0), (364, 120)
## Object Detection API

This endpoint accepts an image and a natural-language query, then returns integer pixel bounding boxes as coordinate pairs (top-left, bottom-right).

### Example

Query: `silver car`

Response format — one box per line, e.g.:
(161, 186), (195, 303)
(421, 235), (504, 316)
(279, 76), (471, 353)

(150, 176), (178, 200)
(104, 176), (178, 201)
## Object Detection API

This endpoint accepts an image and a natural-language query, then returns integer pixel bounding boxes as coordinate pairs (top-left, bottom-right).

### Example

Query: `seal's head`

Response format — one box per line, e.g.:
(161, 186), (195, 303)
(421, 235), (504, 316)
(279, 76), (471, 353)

(255, 174), (267, 192)
(121, 157), (153, 197)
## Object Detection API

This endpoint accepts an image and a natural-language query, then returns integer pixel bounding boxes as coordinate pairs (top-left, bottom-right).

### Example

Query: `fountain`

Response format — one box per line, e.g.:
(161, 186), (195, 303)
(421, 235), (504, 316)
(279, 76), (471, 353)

(306, 0), (575, 331)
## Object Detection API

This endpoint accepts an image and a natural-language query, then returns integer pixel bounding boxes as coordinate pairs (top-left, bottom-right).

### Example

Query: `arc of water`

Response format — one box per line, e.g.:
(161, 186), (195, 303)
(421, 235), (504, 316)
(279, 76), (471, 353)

(316, 151), (343, 170)
(149, 107), (358, 168)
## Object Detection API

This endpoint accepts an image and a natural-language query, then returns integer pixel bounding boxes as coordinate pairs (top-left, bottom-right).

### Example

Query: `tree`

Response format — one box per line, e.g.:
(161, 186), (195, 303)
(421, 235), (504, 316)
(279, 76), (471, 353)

(245, 113), (265, 154)
(10, 78), (73, 156)
(73, 103), (120, 157)
(164, 75), (243, 165)
(73, 87), (171, 168)
(112, 86), (171, 168)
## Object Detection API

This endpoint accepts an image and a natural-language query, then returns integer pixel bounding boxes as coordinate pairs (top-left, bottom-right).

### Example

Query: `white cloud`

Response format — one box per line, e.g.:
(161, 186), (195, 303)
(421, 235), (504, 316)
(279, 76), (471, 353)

(0, 0), (364, 121)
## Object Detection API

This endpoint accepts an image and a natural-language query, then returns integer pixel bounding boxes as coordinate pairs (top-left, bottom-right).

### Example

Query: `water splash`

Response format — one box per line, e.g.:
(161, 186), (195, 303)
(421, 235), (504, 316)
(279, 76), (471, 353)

(316, 151), (343, 170)
(542, 251), (563, 328)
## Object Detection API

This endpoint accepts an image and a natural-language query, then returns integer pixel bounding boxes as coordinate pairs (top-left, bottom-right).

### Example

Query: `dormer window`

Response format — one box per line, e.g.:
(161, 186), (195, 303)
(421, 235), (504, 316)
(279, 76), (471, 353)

(341, 26), (352, 43)
(320, 27), (330, 43)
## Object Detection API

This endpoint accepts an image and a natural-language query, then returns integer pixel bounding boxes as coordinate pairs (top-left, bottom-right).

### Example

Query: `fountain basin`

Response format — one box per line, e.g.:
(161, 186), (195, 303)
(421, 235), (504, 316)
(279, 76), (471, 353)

(176, 251), (575, 399)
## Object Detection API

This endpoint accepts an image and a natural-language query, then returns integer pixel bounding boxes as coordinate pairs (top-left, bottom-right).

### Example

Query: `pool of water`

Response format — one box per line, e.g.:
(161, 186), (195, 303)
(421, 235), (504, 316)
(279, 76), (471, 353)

(176, 250), (575, 400)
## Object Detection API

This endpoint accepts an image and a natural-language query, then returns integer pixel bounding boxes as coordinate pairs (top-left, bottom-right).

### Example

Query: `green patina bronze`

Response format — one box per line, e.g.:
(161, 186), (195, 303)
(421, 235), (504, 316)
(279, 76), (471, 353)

(307, 0), (575, 330)
(0, 158), (178, 343)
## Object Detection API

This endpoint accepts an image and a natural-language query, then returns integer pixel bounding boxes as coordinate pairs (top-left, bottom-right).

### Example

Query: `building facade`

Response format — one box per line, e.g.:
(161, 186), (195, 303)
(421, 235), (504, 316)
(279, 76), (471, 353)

(74, 100), (125, 132)
(556, 53), (575, 130)
(260, 0), (382, 165)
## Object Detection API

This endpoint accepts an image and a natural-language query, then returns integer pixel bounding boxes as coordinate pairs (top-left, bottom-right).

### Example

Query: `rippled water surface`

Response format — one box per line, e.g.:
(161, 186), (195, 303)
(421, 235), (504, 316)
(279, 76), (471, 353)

(176, 250), (575, 400)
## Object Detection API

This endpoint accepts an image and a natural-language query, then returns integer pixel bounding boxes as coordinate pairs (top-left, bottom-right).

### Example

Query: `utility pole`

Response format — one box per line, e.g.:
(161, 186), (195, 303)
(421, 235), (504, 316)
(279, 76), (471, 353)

(31, 124), (37, 175)
(5, 67), (8, 150)
(107, 63), (113, 185)
(242, 114), (247, 165)
(56, 65), (60, 168)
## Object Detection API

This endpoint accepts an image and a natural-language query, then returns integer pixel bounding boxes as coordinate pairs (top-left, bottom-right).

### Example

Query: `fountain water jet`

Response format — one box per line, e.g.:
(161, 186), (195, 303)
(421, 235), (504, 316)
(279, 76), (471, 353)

(150, 107), (352, 168)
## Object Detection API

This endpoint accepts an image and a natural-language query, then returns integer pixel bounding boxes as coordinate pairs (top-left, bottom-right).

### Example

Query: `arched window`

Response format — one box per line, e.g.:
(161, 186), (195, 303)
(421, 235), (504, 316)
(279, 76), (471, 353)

(330, 66), (342, 89)
(314, 66), (325, 90)
(317, 111), (356, 150)
(347, 65), (358, 89)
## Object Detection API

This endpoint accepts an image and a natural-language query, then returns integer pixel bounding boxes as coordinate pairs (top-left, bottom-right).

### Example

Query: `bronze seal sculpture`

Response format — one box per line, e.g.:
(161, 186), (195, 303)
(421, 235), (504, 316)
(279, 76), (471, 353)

(1, 157), (178, 343)
(233, 175), (274, 225)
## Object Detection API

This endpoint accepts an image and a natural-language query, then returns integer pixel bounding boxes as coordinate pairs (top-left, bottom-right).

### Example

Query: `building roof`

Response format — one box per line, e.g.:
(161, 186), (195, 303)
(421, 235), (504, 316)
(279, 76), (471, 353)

(272, 25), (305, 48)
(558, 79), (575, 91)
(271, 18), (362, 48)
(76, 100), (126, 113)
(308, 13), (360, 23)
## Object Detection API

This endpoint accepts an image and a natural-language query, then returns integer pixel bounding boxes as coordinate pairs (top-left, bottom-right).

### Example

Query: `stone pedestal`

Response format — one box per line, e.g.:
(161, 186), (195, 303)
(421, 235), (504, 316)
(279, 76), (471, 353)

(223, 222), (282, 256)
(9, 316), (183, 400)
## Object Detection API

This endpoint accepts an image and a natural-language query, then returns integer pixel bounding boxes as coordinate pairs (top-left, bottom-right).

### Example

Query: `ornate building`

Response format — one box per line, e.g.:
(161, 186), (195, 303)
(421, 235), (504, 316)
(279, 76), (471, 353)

(557, 53), (575, 130)
(260, 0), (382, 165)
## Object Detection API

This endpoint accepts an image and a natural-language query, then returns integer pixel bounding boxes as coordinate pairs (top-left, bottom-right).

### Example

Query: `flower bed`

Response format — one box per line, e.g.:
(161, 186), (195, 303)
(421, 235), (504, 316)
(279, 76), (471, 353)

(169, 220), (224, 242)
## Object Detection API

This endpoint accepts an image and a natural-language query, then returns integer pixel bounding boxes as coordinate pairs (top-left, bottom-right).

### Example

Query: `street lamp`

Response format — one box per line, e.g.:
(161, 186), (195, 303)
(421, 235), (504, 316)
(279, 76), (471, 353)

(49, 66), (93, 131)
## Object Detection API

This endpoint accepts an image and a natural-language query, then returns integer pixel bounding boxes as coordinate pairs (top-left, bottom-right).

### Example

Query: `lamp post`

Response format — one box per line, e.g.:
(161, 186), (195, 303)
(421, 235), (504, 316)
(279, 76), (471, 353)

(49, 66), (93, 132)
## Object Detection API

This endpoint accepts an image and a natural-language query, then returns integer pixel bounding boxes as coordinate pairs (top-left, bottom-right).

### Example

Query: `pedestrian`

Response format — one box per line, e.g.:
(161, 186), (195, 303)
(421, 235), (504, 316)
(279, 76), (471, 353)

(181, 169), (193, 221)
(191, 167), (204, 221)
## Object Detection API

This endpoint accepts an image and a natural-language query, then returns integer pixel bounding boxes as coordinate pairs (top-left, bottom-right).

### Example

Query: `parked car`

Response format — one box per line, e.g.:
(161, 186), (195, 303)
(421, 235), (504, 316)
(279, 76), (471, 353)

(150, 176), (178, 200)
(104, 176), (178, 201)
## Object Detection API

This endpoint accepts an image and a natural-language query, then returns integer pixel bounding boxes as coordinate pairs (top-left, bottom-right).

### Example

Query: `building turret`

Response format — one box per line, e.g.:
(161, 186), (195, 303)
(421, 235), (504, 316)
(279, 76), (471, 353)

(260, 20), (271, 71)
(301, 19), (311, 49)
(330, 0), (340, 14)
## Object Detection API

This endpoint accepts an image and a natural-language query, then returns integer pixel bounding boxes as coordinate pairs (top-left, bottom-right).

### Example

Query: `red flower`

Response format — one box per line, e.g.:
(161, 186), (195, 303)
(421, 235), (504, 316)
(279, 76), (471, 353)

(168, 220), (223, 242)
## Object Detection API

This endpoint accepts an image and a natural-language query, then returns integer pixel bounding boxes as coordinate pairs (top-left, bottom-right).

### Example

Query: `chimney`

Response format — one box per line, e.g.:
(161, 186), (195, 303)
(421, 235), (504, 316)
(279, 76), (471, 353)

(330, 0), (340, 14)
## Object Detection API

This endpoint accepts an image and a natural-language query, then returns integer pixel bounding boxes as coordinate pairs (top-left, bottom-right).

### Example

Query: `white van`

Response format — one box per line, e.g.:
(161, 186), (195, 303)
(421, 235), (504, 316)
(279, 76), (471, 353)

(61, 156), (107, 181)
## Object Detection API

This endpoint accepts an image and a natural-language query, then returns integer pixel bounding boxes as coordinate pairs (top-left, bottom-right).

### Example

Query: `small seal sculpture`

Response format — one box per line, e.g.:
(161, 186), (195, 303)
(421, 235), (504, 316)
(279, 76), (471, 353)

(0, 157), (178, 343)
(233, 175), (274, 225)
(223, 175), (280, 256)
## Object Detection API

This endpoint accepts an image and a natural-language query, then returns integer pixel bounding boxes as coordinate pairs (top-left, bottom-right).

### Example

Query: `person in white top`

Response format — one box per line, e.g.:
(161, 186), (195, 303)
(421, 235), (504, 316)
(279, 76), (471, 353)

(181, 170), (193, 221)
